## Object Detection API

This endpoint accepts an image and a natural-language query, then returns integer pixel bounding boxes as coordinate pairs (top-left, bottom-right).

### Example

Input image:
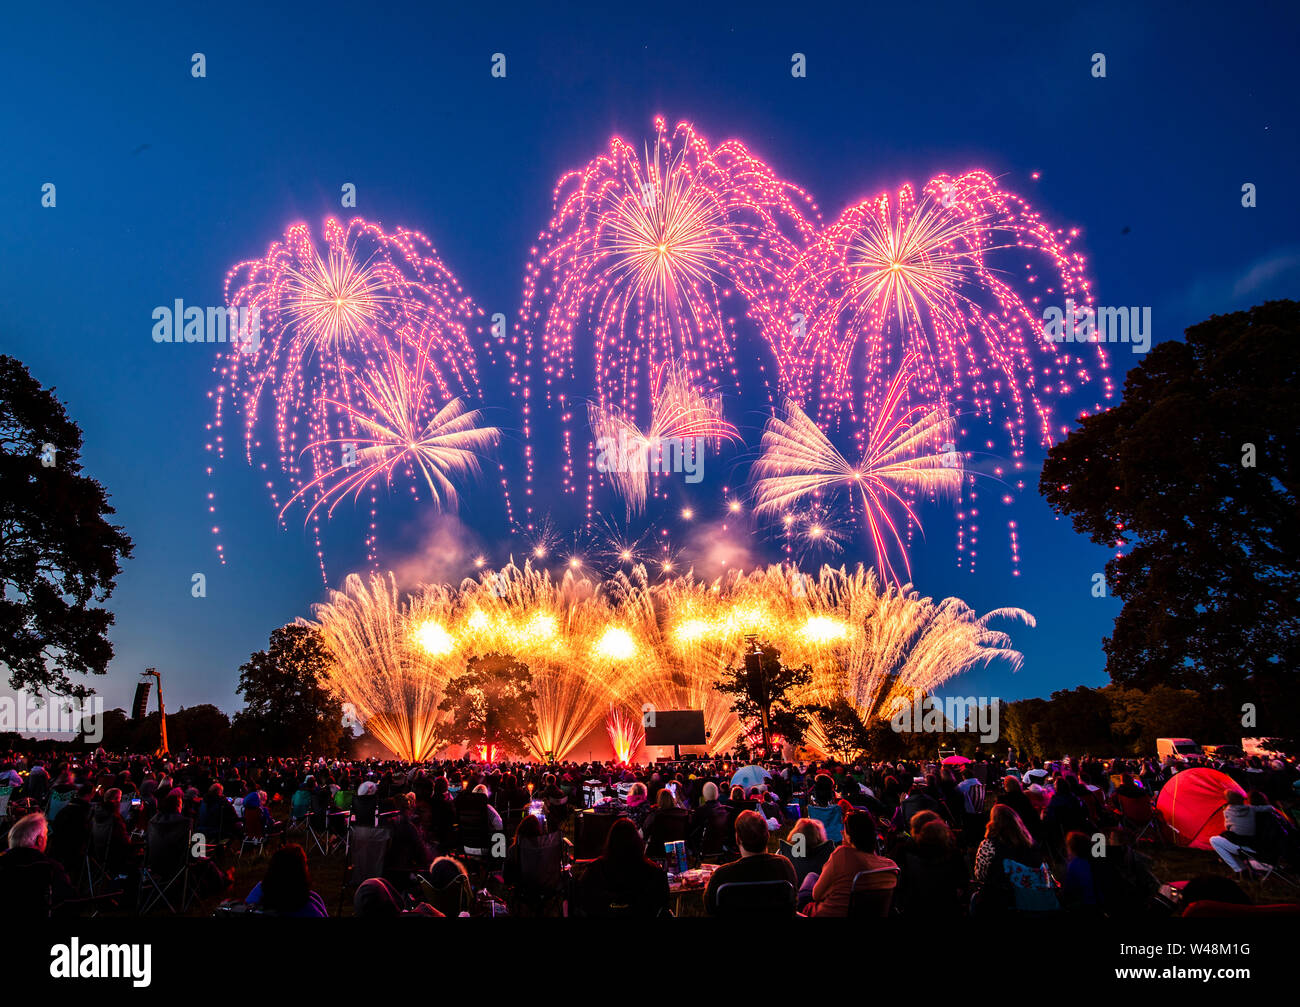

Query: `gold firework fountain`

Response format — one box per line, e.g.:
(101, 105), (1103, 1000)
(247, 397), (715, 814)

(311, 562), (1032, 763)
(311, 572), (460, 762)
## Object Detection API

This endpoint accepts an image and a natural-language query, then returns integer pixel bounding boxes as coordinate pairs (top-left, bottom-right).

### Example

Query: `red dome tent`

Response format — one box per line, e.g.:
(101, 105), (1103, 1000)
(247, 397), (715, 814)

(1156, 767), (1246, 850)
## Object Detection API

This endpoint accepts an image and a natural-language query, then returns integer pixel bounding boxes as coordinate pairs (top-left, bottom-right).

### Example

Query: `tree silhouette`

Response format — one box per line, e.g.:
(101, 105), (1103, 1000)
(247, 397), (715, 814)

(1041, 301), (1299, 729)
(715, 642), (814, 757)
(0, 355), (133, 698)
(234, 624), (345, 755)
(437, 653), (538, 759)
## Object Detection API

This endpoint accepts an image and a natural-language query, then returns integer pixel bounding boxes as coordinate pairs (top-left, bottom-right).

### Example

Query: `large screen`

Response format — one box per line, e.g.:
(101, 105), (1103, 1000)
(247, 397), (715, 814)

(643, 710), (707, 748)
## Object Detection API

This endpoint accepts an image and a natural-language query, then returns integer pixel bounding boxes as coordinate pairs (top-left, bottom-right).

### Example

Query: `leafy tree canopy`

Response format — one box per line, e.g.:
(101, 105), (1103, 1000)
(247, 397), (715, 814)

(437, 652), (538, 758)
(234, 623), (345, 756)
(0, 355), (133, 698)
(1041, 301), (1299, 710)
(716, 642), (815, 756)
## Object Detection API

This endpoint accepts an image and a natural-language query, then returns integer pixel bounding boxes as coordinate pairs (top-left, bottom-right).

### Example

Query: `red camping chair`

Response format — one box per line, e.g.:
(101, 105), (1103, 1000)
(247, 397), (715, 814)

(1116, 794), (1161, 844)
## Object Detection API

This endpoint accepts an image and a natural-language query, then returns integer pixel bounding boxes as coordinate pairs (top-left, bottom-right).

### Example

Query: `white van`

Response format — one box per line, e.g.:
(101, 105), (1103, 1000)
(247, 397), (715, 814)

(1156, 738), (1201, 761)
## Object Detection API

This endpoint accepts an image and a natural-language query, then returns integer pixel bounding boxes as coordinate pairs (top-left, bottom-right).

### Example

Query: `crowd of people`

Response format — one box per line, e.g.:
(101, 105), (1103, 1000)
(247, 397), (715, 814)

(0, 744), (1296, 918)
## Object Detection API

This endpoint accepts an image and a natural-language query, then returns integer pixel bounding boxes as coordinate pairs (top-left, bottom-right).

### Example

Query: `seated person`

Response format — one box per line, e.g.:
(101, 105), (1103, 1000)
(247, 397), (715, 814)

(1209, 790), (1274, 877)
(575, 817), (670, 918)
(778, 817), (834, 888)
(90, 788), (139, 878)
(0, 813), (78, 917)
(353, 877), (442, 918)
(1111, 773), (1145, 802)
(1062, 830), (1101, 913)
(803, 811), (898, 917)
(289, 781), (314, 823)
(704, 810), (798, 916)
(641, 788), (689, 858)
(972, 805), (1044, 916)
(246, 844), (328, 917)
(688, 781), (730, 855)
(623, 782), (652, 828)
(806, 773), (846, 843)
(503, 812), (564, 892)
(382, 793), (431, 891)
(197, 783), (242, 842)
(240, 789), (282, 837)
(895, 819), (968, 919)
(424, 856), (473, 916)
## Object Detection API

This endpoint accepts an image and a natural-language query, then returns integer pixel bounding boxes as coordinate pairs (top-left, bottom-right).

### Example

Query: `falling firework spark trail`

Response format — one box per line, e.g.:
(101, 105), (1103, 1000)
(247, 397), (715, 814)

(774, 173), (1110, 572)
(209, 217), (510, 579)
(587, 358), (741, 516)
(516, 116), (818, 528)
(751, 355), (961, 584)
(284, 341), (501, 524)
(781, 173), (1110, 439)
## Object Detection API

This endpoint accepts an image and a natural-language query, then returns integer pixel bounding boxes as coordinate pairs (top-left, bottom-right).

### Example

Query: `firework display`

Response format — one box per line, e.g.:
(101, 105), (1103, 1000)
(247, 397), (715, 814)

(751, 354), (961, 584)
(605, 704), (645, 764)
(209, 217), (504, 579)
(311, 571), (457, 763)
(775, 173), (1112, 573)
(312, 562), (1031, 762)
(587, 358), (741, 517)
(213, 121), (1107, 640)
(515, 116), (818, 527)
(778, 172), (1111, 441)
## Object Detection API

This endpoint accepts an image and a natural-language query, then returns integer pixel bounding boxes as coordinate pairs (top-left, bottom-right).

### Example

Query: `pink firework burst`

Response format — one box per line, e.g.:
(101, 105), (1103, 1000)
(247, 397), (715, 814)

(780, 171), (1112, 453)
(773, 172), (1112, 574)
(208, 217), (509, 578)
(515, 116), (818, 528)
(751, 353), (961, 586)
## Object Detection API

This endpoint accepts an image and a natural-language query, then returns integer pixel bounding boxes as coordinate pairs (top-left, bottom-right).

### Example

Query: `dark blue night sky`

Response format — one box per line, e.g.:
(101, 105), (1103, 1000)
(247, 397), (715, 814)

(3, 1), (1297, 717)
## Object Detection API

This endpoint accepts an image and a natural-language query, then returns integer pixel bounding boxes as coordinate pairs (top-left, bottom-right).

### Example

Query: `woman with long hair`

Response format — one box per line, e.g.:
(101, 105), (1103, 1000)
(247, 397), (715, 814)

(574, 817), (670, 917)
(971, 804), (1043, 916)
(896, 819), (969, 918)
(247, 844), (327, 917)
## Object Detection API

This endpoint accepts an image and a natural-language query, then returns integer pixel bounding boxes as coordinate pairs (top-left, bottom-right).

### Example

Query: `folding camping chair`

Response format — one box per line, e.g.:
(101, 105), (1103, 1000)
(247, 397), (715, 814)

(1116, 793), (1161, 844)
(713, 879), (797, 919)
(572, 810), (618, 861)
(305, 791), (342, 856)
(239, 806), (272, 860)
(455, 800), (501, 884)
(86, 815), (132, 904)
(507, 830), (571, 917)
(286, 788), (312, 839)
(138, 817), (193, 914)
(806, 803), (844, 843)
(418, 868), (473, 917)
(338, 824), (390, 914)
(46, 787), (75, 822)
(1238, 812), (1300, 892)
(694, 803), (732, 861)
(847, 867), (899, 917)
